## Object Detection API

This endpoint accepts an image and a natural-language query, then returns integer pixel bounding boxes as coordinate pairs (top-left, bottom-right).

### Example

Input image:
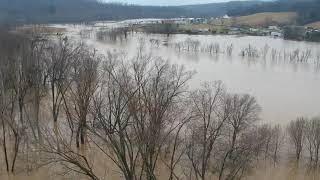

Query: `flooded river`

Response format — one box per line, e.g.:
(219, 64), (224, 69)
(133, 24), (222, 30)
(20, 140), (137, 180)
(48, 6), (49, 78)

(53, 24), (320, 124)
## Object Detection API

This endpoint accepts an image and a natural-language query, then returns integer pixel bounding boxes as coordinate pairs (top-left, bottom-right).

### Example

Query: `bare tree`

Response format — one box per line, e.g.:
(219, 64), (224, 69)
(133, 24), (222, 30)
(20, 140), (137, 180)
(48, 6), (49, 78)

(88, 50), (193, 180)
(44, 36), (83, 151)
(32, 41), (103, 180)
(258, 124), (273, 161)
(68, 47), (100, 148)
(270, 125), (283, 166)
(287, 117), (307, 161)
(218, 94), (261, 180)
(41, 126), (99, 180)
(0, 75), (21, 173)
(0, 32), (34, 173)
(3, 29), (320, 180)
(257, 124), (283, 166)
(305, 117), (320, 166)
(29, 37), (49, 143)
(0, 55), (11, 172)
(128, 54), (193, 180)
(44, 36), (81, 124)
(90, 52), (139, 180)
(186, 81), (230, 180)
(164, 114), (192, 180)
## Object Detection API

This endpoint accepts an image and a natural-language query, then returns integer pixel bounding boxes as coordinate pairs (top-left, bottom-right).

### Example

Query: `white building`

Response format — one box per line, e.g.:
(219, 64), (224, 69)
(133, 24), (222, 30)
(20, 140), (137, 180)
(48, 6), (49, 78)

(268, 26), (279, 30)
(271, 31), (283, 38)
(223, 15), (230, 19)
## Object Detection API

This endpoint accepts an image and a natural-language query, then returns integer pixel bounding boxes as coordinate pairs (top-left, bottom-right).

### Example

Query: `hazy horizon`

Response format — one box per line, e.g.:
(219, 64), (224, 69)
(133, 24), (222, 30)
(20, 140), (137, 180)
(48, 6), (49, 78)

(102, 0), (264, 6)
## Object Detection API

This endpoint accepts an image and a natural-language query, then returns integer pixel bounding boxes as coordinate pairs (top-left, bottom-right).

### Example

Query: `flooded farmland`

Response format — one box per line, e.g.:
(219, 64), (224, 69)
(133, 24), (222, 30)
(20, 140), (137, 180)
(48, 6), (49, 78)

(55, 23), (320, 124)
(2, 0), (320, 178)
(2, 21), (320, 180)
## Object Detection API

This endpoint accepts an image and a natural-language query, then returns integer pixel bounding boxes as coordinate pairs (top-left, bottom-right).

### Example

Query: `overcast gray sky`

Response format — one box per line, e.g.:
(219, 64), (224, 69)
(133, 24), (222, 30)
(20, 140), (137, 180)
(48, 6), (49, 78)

(103, 0), (249, 6)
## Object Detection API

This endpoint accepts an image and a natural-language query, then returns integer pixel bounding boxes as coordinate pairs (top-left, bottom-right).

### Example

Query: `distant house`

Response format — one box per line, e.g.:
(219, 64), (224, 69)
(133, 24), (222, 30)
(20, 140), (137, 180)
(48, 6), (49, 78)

(190, 29), (201, 34)
(161, 19), (175, 24)
(271, 31), (283, 38)
(230, 27), (240, 31)
(228, 31), (240, 35)
(228, 27), (241, 35)
(189, 18), (207, 24)
(173, 18), (188, 24)
(268, 26), (279, 30)
(223, 15), (230, 19)
(199, 29), (209, 33)
(249, 28), (258, 32)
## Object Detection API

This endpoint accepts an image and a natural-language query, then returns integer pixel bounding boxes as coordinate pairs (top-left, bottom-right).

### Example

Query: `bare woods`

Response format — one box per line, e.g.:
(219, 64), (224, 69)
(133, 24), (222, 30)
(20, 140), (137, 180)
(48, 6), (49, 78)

(0, 31), (318, 180)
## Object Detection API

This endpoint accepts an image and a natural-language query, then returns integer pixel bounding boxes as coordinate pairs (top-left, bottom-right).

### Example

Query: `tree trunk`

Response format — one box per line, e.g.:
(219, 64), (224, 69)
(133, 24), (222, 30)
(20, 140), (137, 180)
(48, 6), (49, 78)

(11, 134), (20, 173)
(1, 119), (9, 172)
(76, 123), (81, 148)
(19, 97), (24, 129)
(54, 121), (60, 151)
(80, 119), (86, 145)
(35, 90), (42, 143)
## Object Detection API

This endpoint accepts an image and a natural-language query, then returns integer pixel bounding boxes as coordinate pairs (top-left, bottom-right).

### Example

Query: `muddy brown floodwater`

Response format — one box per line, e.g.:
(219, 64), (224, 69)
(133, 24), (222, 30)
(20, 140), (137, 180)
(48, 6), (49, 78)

(1, 22), (320, 180)
(52, 23), (320, 125)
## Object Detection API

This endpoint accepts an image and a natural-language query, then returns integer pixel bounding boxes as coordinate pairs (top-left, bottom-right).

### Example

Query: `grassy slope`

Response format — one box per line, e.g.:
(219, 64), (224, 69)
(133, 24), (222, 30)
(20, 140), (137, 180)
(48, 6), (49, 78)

(306, 21), (320, 29)
(213, 12), (297, 27)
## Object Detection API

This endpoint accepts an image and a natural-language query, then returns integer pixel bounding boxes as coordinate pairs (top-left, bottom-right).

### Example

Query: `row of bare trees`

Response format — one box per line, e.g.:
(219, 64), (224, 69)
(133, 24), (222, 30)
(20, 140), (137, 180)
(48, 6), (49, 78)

(0, 31), (41, 173)
(169, 39), (316, 64)
(0, 31), (318, 180)
(287, 117), (320, 167)
(96, 27), (129, 42)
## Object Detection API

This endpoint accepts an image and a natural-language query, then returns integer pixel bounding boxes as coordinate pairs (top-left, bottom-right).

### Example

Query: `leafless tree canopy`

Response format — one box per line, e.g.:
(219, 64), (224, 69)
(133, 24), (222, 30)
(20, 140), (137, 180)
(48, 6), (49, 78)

(287, 117), (306, 161)
(0, 31), (319, 180)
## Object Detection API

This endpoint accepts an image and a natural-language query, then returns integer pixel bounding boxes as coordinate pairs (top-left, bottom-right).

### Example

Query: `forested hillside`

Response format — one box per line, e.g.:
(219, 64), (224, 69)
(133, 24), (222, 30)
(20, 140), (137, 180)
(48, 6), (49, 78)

(0, 0), (319, 26)
(0, 0), (266, 25)
(0, 0), (188, 25)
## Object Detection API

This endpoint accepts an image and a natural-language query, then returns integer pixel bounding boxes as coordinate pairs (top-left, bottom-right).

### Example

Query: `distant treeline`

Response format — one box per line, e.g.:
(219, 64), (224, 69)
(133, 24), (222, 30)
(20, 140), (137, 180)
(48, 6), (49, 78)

(228, 0), (320, 25)
(0, 0), (291, 27)
(1, 0), (320, 27)
(0, 0), (188, 26)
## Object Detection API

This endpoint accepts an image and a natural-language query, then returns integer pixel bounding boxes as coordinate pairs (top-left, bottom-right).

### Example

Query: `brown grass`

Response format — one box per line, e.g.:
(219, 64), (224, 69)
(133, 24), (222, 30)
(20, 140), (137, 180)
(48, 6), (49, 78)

(179, 23), (215, 30)
(213, 12), (297, 27)
(16, 26), (66, 35)
(306, 21), (320, 29)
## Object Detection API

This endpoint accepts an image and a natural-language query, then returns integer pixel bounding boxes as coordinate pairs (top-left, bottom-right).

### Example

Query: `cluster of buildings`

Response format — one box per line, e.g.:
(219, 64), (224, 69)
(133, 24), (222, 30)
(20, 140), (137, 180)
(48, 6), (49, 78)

(226, 25), (320, 41)
(118, 18), (208, 25)
(124, 16), (287, 38)
(228, 26), (283, 37)
(94, 16), (320, 42)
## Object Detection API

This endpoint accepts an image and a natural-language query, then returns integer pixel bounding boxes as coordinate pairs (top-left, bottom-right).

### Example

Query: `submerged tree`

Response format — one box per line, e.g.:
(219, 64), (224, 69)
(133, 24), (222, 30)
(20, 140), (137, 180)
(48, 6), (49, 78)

(0, 32), (35, 173)
(69, 47), (100, 147)
(128, 55), (193, 180)
(218, 94), (261, 180)
(2, 30), (319, 180)
(305, 117), (320, 166)
(186, 81), (230, 180)
(287, 117), (307, 161)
